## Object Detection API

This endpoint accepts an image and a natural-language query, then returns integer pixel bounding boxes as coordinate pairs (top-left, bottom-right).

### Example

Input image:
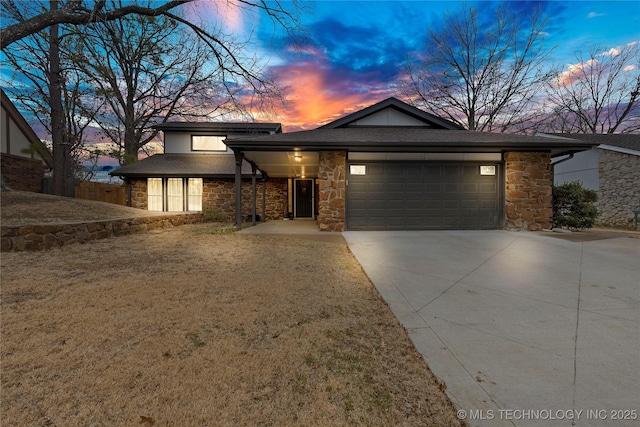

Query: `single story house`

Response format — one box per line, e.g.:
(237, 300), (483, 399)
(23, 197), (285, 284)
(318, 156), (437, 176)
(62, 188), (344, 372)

(550, 133), (640, 230)
(112, 98), (595, 231)
(1, 89), (51, 192)
(225, 98), (594, 231)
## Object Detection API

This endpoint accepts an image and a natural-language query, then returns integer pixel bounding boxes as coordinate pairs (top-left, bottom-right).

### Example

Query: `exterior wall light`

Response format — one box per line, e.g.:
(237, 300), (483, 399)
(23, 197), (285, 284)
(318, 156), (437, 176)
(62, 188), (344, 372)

(480, 165), (496, 176)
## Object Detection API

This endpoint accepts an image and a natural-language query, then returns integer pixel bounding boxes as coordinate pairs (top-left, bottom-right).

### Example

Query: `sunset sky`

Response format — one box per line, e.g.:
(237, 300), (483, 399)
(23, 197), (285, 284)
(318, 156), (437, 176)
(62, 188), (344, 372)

(239, 0), (640, 131)
(2, 0), (639, 138)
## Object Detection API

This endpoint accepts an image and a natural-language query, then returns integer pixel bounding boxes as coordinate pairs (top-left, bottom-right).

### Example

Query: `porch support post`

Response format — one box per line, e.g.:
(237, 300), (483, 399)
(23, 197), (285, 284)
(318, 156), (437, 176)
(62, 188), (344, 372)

(251, 163), (257, 226)
(262, 178), (266, 222)
(233, 149), (243, 230)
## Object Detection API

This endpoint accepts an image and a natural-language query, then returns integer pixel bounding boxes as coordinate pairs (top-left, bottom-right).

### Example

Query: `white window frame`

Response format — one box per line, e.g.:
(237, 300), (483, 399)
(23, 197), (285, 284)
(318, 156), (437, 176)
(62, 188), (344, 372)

(191, 135), (227, 152)
(146, 178), (203, 212)
(187, 178), (203, 212)
(148, 178), (163, 211)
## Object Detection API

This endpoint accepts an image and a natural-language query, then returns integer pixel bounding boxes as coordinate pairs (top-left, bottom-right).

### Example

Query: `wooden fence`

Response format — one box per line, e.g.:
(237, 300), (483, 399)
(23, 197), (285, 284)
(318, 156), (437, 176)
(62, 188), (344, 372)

(75, 181), (127, 206)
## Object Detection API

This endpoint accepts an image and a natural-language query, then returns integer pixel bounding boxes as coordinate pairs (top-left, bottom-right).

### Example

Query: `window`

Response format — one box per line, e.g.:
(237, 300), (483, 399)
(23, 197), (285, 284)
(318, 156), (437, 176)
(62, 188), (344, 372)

(192, 135), (227, 151)
(167, 178), (184, 211)
(148, 178), (163, 211)
(188, 178), (203, 211)
(350, 165), (366, 175)
(146, 178), (203, 212)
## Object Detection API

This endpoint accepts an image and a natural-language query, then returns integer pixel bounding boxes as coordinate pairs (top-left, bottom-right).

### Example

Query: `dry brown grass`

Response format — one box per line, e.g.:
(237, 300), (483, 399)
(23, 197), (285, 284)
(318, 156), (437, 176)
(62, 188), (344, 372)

(1, 191), (159, 226)
(1, 193), (464, 426)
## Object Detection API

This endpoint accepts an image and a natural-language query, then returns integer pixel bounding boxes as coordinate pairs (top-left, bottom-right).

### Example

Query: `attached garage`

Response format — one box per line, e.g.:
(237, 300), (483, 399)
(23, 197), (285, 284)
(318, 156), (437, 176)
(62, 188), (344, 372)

(347, 162), (501, 230)
(225, 98), (596, 232)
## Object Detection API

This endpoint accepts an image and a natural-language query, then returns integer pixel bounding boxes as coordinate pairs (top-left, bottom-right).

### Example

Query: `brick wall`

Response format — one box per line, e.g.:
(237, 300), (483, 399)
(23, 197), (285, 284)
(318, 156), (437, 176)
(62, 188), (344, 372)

(598, 149), (640, 229)
(505, 152), (553, 231)
(317, 151), (346, 232)
(128, 177), (288, 221)
(1, 154), (44, 192)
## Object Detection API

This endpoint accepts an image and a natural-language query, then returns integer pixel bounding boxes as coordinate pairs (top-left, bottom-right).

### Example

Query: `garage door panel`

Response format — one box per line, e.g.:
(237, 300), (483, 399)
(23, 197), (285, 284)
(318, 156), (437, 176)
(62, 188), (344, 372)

(347, 162), (501, 230)
(405, 183), (423, 193)
(462, 183), (478, 192)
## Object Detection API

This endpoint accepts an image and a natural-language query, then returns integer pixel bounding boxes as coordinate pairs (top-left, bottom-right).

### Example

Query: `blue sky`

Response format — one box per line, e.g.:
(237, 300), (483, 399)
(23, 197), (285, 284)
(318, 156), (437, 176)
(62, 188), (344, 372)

(2, 0), (639, 136)
(243, 0), (640, 130)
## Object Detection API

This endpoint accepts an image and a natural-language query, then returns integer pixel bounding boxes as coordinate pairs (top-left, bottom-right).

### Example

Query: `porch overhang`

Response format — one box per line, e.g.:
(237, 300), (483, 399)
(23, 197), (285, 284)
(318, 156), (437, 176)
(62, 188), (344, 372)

(237, 150), (321, 179)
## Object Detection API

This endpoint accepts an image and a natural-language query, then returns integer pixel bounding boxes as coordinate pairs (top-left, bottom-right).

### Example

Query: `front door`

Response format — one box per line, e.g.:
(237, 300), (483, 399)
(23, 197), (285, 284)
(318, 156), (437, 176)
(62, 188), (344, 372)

(295, 179), (314, 218)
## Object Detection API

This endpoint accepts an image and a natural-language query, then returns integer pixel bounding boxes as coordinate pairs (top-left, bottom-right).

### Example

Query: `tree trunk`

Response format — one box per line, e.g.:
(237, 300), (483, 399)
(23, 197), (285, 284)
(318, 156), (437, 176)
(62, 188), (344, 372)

(49, 0), (66, 196)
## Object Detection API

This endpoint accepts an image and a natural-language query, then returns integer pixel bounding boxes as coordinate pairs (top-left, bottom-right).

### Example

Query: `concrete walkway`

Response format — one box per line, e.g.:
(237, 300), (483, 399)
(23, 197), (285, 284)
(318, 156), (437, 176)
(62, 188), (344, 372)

(343, 230), (640, 427)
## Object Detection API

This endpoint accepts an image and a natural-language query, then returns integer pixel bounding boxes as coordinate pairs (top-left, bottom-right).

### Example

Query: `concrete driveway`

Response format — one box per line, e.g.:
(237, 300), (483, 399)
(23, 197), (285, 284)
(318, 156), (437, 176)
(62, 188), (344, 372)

(343, 230), (640, 427)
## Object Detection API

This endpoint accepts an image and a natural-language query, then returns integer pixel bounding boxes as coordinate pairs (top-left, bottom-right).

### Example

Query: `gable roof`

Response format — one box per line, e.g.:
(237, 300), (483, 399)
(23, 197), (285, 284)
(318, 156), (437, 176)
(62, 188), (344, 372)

(109, 154), (259, 178)
(545, 133), (640, 155)
(320, 97), (464, 130)
(1, 89), (53, 167)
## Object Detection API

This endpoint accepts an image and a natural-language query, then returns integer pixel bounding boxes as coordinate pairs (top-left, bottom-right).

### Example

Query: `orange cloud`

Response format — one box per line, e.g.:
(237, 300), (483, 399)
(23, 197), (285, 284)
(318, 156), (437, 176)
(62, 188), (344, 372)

(268, 59), (392, 131)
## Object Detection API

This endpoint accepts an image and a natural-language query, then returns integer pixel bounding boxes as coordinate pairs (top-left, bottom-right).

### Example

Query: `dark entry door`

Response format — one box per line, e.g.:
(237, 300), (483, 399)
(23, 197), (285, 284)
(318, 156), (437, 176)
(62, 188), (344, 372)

(295, 179), (314, 218)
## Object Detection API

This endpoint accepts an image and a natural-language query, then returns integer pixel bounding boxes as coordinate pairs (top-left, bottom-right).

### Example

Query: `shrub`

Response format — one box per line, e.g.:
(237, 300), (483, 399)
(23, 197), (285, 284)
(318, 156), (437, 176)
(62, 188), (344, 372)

(203, 208), (229, 223)
(552, 181), (599, 230)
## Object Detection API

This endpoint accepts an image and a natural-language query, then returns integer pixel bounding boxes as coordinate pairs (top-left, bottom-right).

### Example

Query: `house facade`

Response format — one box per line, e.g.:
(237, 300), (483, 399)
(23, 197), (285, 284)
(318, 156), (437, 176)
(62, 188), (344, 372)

(552, 134), (640, 230)
(110, 122), (289, 221)
(1, 89), (51, 192)
(112, 98), (595, 231)
(226, 98), (594, 231)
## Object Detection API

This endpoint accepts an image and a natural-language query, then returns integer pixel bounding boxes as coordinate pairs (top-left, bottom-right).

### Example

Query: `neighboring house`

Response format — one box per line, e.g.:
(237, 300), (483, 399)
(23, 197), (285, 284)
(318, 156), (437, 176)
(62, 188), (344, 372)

(110, 122), (288, 220)
(550, 133), (640, 230)
(1, 89), (52, 192)
(111, 98), (594, 231)
(225, 98), (594, 231)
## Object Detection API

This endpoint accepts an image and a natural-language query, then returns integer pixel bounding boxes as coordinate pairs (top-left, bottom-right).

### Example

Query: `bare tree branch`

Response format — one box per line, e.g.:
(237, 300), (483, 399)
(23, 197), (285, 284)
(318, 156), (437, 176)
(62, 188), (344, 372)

(399, 4), (554, 133)
(1, 0), (190, 49)
(541, 43), (640, 133)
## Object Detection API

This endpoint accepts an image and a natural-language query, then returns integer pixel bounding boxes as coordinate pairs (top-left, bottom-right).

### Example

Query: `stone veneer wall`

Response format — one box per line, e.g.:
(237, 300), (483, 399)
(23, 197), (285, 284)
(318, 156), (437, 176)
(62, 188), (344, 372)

(128, 178), (288, 221)
(504, 152), (553, 231)
(1, 154), (45, 192)
(317, 151), (346, 231)
(1, 213), (205, 252)
(597, 149), (640, 229)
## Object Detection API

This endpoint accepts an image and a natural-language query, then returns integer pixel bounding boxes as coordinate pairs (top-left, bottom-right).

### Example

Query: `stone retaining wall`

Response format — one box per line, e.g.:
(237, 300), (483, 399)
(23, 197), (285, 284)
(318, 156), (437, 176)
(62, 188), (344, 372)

(598, 149), (640, 230)
(1, 213), (206, 252)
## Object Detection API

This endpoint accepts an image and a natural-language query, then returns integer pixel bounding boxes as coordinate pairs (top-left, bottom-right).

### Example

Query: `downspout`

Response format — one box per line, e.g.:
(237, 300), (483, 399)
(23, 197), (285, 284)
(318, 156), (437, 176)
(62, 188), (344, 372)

(251, 163), (257, 226)
(550, 153), (574, 182)
(550, 153), (574, 168)
(262, 177), (266, 222)
(233, 149), (243, 230)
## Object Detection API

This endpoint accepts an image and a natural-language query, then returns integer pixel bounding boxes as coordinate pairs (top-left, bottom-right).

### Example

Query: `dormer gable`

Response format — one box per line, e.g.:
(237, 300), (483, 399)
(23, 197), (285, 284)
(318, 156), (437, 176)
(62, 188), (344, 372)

(319, 97), (463, 130)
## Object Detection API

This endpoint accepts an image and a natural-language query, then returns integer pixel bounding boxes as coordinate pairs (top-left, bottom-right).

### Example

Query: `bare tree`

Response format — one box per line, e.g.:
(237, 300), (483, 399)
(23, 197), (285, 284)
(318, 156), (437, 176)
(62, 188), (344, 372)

(2, 0), (304, 191)
(541, 43), (640, 134)
(3, 1), (99, 195)
(1, 0), (188, 49)
(400, 4), (554, 132)
(72, 4), (245, 165)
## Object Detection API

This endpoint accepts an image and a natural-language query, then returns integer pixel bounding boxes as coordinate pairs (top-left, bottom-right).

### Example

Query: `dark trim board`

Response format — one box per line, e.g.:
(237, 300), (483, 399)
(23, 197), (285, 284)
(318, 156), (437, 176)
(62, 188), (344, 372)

(346, 161), (503, 230)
